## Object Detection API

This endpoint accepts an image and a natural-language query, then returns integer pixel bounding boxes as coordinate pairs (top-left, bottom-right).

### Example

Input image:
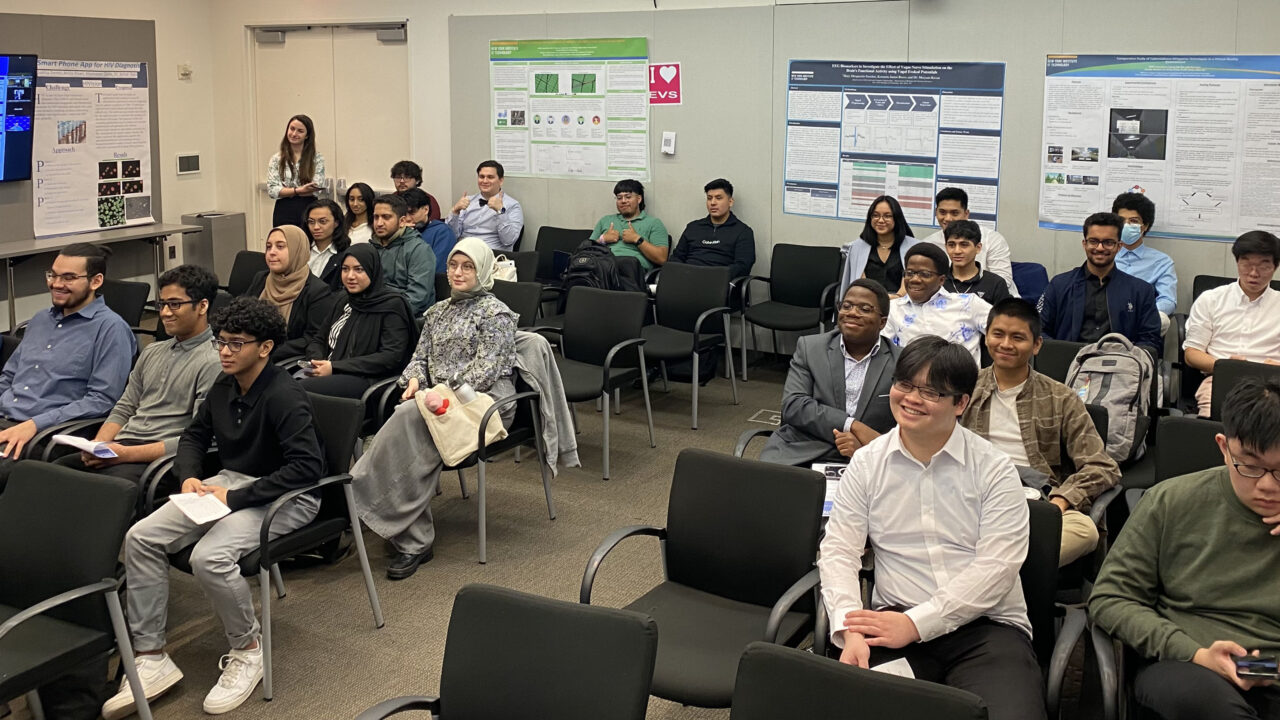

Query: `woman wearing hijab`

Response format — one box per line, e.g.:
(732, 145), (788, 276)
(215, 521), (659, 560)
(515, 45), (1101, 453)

(243, 225), (336, 360)
(298, 243), (415, 398)
(351, 237), (518, 581)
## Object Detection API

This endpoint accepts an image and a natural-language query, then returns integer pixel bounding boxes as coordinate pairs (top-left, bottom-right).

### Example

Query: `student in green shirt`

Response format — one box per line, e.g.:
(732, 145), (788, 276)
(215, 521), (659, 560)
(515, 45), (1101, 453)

(1090, 376), (1280, 720)
(589, 179), (668, 271)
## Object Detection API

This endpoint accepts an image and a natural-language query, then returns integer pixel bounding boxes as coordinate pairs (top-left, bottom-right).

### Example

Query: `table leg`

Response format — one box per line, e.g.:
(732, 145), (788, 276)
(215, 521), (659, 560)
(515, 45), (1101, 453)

(6, 259), (15, 333)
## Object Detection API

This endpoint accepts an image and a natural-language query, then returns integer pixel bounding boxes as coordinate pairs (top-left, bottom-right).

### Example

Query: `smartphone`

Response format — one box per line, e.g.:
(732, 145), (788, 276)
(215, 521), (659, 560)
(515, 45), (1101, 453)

(295, 360), (311, 369)
(1236, 655), (1279, 679)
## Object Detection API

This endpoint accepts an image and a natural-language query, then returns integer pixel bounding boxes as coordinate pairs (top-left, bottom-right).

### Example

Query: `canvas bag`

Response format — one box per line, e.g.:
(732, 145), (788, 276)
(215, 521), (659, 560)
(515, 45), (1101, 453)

(415, 384), (508, 465)
(1064, 332), (1155, 462)
(493, 255), (518, 282)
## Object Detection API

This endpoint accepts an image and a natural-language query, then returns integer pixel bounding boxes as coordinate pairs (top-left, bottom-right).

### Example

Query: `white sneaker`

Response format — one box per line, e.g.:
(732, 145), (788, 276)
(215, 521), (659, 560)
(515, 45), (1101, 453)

(101, 653), (184, 720)
(201, 645), (264, 715)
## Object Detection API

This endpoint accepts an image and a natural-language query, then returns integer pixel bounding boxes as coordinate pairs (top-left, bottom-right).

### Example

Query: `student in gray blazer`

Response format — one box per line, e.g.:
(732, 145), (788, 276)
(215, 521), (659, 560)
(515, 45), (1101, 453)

(761, 279), (899, 466)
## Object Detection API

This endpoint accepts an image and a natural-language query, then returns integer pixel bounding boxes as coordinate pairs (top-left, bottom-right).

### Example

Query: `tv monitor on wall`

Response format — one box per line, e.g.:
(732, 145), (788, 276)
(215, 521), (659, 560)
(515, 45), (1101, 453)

(0, 54), (36, 182)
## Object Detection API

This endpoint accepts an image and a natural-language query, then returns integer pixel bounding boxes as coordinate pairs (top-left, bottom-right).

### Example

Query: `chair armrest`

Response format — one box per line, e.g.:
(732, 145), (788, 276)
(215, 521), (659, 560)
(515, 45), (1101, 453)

(35, 417), (109, 462)
(1091, 621), (1122, 720)
(690, 306), (731, 347)
(1089, 484), (1122, 527)
(257, 473), (353, 566)
(734, 428), (775, 458)
(353, 696), (440, 720)
(814, 593), (830, 658)
(360, 376), (399, 406)
(738, 275), (770, 311)
(764, 567), (820, 643)
(528, 325), (563, 336)
(476, 391), (539, 460)
(361, 376), (402, 428)
(1047, 605), (1091, 717)
(0, 578), (117, 641)
(142, 453), (178, 514)
(645, 267), (662, 285)
(602, 338), (647, 389)
(274, 355), (305, 369)
(580, 525), (667, 604)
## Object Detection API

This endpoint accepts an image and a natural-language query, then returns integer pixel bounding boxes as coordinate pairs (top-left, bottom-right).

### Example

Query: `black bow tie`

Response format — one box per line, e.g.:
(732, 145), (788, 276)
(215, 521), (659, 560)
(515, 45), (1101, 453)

(477, 197), (488, 208)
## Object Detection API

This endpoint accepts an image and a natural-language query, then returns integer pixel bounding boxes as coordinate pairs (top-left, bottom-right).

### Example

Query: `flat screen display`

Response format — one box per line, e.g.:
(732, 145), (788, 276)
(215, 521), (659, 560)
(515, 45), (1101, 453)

(0, 54), (36, 182)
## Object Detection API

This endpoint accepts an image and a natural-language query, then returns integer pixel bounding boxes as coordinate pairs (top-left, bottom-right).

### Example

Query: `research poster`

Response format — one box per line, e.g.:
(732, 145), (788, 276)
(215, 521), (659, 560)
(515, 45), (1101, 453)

(490, 38), (650, 181)
(32, 60), (154, 238)
(783, 61), (1006, 229)
(1039, 54), (1280, 240)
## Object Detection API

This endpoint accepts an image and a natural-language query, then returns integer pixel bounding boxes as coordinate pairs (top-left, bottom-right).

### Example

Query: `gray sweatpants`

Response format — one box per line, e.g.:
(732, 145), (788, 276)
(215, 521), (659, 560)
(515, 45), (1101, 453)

(123, 471), (319, 652)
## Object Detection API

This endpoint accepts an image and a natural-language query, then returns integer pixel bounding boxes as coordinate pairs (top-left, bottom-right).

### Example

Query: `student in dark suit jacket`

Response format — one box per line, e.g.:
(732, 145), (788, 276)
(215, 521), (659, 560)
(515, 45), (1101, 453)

(761, 279), (899, 466)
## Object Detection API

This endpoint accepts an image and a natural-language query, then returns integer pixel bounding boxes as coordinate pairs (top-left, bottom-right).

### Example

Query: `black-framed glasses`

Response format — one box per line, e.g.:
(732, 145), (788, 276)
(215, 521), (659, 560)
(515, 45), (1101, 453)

(903, 269), (940, 280)
(892, 379), (952, 403)
(1226, 445), (1280, 482)
(45, 271), (90, 283)
(210, 338), (259, 354)
(156, 299), (197, 312)
(1085, 238), (1119, 249)
(838, 301), (879, 316)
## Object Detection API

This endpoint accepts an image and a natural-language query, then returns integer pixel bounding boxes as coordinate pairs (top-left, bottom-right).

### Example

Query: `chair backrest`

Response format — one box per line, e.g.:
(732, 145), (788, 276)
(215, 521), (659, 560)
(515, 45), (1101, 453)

(1210, 359), (1280, 421)
(227, 250), (267, 297)
(492, 279), (542, 328)
(0, 333), (20, 369)
(560, 286), (648, 367)
(654, 262), (731, 333)
(305, 393), (364, 521)
(1022, 499), (1063, 667)
(503, 250), (538, 282)
(0, 462), (138, 632)
(535, 226), (592, 281)
(1012, 261), (1049, 302)
(438, 584), (658, 720)
(665, 449), (824, 608)
(1034, 338), (1086, 384)
(1192, 274), (1280, 301)
(730, 642), (987, 720)
(1155, 416), (1224, 484)
(100, 279), (150, 327)
(767, 244), (841, 308)
(434, 272), (451, 305)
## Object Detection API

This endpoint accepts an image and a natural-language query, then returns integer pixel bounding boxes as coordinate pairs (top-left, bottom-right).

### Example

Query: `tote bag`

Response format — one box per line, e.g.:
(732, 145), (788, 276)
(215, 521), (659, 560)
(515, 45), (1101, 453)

(415, 384), (508, 465)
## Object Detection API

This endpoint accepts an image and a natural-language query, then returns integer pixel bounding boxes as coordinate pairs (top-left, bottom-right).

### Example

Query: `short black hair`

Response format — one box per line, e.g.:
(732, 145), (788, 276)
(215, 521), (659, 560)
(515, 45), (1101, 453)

(894, 335), (978, 402)
(943, 219), (982, 244)
(158, 264), (218, 305)
(1222, 377), (1280, 455)
(211, 297), (286, 348)
(1082, 212), (1124, 239)
(704, 178), (733, 197)
(390, 160), (422, 184)
(987, 297), (1042, 339)
(477, 160), (504, 178)
(373, 193), (408, 218)
(613, 179), (645, 211)
(1232, 230), (1280, 265)
(935, 187), (968, 209)
(60, 242), (109, 279)
(905, 242), (950, 276)
(1111, 192), (1155, 228)
(401, 187), (430, 213)
(846, 278), (891, 316)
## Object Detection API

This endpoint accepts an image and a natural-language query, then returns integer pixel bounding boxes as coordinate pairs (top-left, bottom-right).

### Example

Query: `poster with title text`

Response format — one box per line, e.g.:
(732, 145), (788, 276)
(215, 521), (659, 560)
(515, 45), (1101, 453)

(1039, 54), (1280, 241)
(32, 60), (153, 238)
(490, 38), (649, 181)
(784, 61), (1006, 230)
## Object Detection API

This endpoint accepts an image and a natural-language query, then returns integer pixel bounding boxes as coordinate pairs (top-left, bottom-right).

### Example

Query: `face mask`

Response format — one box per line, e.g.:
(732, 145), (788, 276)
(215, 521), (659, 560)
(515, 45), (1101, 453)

(1121, 223), (1142, 245)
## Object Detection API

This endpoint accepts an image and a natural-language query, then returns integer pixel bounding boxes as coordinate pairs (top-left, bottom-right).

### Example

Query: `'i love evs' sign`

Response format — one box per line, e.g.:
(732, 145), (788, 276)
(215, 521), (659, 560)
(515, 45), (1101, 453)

(649, 63), (681, 105)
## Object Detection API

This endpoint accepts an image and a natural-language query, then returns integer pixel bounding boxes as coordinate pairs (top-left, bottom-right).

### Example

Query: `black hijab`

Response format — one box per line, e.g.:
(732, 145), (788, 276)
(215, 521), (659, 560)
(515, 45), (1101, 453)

(341, 243), (411, 315)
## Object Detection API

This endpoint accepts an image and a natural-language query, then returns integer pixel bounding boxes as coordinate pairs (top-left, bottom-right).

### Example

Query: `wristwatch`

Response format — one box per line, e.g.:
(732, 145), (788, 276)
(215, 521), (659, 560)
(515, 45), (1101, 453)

(634, 235), (645, 245)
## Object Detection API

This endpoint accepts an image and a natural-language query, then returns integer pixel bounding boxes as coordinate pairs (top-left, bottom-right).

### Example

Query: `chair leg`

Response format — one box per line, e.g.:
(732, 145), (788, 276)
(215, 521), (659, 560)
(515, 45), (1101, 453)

(343, 485), (385, 629)
(724, 317), (740, 405)
(569, 402), (579, 434)
(639, 352), (656, 448)
(660, 360), (670, 392)
(270, 564), (286, 599)
(514, 446), (521, 463)
(26, 691), (44, 720)
(614, 388), (621, 415)
(458, 469), (469, 499)
(741, 314), (750, 382)
(477, 460), (487, 564)
(690, 351), (700, 430)
(259, 567), (273, 701)
(601, 391), (611, 480)
(533, 420), (556, 520)
(771, 329), (780, 362)
(106, 585), (154, 720)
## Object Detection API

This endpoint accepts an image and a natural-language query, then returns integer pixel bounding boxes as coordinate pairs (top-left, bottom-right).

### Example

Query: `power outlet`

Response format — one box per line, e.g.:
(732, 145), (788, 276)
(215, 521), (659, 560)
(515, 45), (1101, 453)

(168, 245), (176, 260)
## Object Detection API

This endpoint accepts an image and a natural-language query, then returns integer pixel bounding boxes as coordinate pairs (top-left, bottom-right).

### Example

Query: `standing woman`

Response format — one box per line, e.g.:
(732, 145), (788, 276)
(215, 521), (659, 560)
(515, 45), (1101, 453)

(266, 114), (326, 227)
(304, 199), (351, 291)
(839, 194), (917, 298)
(345, 182), (375, 244)
(244, 225), (336, 360)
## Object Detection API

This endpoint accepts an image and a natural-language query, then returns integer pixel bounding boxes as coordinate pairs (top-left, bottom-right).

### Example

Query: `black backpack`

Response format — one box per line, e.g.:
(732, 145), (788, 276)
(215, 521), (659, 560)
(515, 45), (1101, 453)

(558, 243), (622, 312)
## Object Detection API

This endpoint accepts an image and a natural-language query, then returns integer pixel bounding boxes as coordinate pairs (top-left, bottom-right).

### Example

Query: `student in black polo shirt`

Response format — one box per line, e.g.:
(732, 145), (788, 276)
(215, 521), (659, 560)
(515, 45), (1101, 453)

(669, 178), (756, 279)
(942, 220), (1011, 303)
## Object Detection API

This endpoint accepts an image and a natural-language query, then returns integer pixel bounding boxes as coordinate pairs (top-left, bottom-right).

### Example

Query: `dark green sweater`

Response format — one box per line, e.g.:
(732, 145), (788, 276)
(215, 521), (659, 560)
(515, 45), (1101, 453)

(1090, 466), (1280, 661)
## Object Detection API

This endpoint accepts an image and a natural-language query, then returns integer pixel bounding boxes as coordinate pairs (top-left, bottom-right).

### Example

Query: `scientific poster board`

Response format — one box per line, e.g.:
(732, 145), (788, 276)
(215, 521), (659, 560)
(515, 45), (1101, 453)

(490, 37), (650, 181)
(1038, 54), (1280, 240)
(783, 61), (1006, 229)
(32, 59), (154, 238)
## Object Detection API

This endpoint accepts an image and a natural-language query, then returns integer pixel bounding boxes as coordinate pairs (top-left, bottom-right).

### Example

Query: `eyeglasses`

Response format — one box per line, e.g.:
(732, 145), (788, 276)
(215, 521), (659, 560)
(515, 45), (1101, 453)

(446, 262), (476, 274)
(210, 338), (260, 354)
(1226, 445), (1280, 482)
(615, 193), (639, 201)
(903, 269), (941, 280)
(45, 271), (89, 283)
(156, 299), (197, 312)
(838, 301), (879, 316)
(871, 213), (895, 221)
(1085, 238), (1119, 249)
(1239, 260), (1276, 276)
(892, 379), (952, 403)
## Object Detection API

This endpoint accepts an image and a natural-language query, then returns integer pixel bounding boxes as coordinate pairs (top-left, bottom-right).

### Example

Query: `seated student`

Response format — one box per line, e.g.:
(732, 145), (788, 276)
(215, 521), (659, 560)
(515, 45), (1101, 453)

(351, 238), (517, 580)
(244, 225), (337, 361)
(589, 179), (669, 272)
(819, 336), (1045, 720)
(55, 265), (221, 498)
(669, 178), (756, 279)
(961, 298), (1120, 566)
(1039, 212), (1161, 356)
(1183, 230), (1280, 417)
(882, 243), (991, 364)
(0, 243), (134, 490)
(921, 186), (1019, 297)
(445, 160), (523, 252)
(303, 199), (351, 291)
(839, 195), (917, 297)
(1089, 377), (1280, 720)
(390, 159), (439, 220)
(298, 244), (415, 399)
(942, 219), (1012, 303)
(760, 279), (898, 466)
(370, 193), (435, 315)
(102, 298), (325, 719)
(1112, 191), (1177, 334)
(344, 182), (375, 245)
(402, 186), (458, 274)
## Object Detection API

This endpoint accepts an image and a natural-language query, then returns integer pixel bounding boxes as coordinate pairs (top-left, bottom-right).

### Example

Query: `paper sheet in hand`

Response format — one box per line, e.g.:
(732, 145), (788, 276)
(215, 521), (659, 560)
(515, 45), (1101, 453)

(51, 434), (117, 458)
(167, 492), (231, 524)
(810, 463), (847, 517)
(870, 657), (915, 679)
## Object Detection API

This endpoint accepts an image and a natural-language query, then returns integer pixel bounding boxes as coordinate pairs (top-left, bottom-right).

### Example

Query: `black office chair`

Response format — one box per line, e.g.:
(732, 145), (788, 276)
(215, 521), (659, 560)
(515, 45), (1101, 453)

(434, 273), (451, 306)
(491, 280), (542, 328)
(1012, 261), (1050, 303)
(739, 244), (841, 381)
(100, 279), (151, 338)
(641, 263), (739, 429)
(731, 642), (987, 720)
(1034, 338), (1086, 384)
(0, 462), (154, 720)
(219, 250), (267, 297)
(355, 584), (658, 720)
(0, 333), (19, 368)
(1209, 358), (1280, 420)
(498, 250), (538, 282)
(581, 449), (825, 708)
(534, 227), (592, 283)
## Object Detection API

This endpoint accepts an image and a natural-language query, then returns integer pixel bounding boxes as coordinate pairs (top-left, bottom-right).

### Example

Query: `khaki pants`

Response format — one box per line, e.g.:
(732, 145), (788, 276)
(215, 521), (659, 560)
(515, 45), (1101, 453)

(1060, 509), (1099, 567)
(1195, 376), (1214, 417)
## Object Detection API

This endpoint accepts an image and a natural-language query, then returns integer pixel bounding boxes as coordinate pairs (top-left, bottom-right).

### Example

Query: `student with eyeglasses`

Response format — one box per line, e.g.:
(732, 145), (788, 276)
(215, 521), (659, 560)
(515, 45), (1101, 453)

(589, 179), (669, 271)
(1038, 211), (1161, 356)
(819, 336), (1046, 720)
(881, 243), (992, 363)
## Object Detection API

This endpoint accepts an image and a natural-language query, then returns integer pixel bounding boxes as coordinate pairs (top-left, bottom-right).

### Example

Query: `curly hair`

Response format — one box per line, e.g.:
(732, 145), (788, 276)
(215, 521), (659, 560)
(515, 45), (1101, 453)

(158, 264), (219, 305)
(211, 297), (286, 347)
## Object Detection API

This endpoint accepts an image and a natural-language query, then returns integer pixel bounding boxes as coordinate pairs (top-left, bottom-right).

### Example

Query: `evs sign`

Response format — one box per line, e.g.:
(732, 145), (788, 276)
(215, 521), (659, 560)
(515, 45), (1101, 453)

(649, 62), (681, 105)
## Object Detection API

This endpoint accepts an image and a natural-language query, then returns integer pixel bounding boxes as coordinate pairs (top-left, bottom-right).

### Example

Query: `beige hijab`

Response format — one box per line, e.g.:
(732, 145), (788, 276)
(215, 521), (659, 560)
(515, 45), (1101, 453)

(260, 225), (310, 321)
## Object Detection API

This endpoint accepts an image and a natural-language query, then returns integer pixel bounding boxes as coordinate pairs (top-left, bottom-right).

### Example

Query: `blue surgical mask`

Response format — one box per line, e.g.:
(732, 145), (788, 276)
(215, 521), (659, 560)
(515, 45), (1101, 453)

(1121, 223), (1142, 245)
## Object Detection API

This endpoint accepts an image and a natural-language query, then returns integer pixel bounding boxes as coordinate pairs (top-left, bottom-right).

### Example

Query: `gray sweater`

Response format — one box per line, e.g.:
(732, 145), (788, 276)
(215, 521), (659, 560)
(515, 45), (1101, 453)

(109, 327), (221, 453)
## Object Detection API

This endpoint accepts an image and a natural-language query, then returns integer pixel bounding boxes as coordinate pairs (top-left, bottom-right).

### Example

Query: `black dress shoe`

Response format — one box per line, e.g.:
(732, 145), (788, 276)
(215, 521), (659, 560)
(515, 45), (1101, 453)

(386, 547), (433, 580)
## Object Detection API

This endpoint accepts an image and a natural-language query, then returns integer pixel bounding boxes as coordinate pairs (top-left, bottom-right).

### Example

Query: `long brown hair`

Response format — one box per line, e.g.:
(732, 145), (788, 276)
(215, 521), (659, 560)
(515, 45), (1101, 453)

(277, 114), (317, 185)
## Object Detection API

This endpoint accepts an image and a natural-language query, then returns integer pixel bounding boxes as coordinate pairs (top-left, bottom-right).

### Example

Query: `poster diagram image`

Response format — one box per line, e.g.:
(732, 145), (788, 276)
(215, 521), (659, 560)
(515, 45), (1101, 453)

(1070, 147), (1099, 162)
(98, 196), (124, 227)
(122, 160), (141, 178)
(98, 161), (118, 179)
(535, 73), (559, 94)
(1108, 109), (1168, 160)
(122, 180), (143, 194)
(510, 110), (526, 126)
(125, 195), (151, 220)
(1045, 173), (1065, 184)
(1047, 145), (1064, 164)
(58, 120), (86, 145)
(98, 181), (120, 197)
(1066, 175), (1099, 185)
(1178, 190), (1225, 219)
(572, 73), (596, 94)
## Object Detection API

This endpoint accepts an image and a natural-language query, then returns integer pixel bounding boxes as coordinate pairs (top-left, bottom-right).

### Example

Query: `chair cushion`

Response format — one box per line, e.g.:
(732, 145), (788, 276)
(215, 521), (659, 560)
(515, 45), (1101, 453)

(169, 517), (348, 576)
(0, 602), (113, 699)
(743, 301), (823, 332)
(555, 357), (639, 402)
(640, 325), (722, 361)
(624, 581), (811, 708)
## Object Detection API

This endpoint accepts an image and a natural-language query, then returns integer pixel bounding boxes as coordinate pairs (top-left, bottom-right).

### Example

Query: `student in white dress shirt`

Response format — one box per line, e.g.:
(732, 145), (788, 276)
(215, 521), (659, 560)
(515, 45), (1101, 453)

(1183, 230), (1280, 416)
(920, 187), (1019, 297)
(303, 200), (349, 291)
(445, 160), (524, 252)
(882, 243), (992, 364)
(819, 335), (1045, 720)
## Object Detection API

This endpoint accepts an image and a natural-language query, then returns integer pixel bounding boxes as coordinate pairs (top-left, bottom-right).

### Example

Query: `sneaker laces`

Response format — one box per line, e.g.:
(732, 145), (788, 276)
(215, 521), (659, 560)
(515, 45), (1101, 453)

(215, 651), (250, 689)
